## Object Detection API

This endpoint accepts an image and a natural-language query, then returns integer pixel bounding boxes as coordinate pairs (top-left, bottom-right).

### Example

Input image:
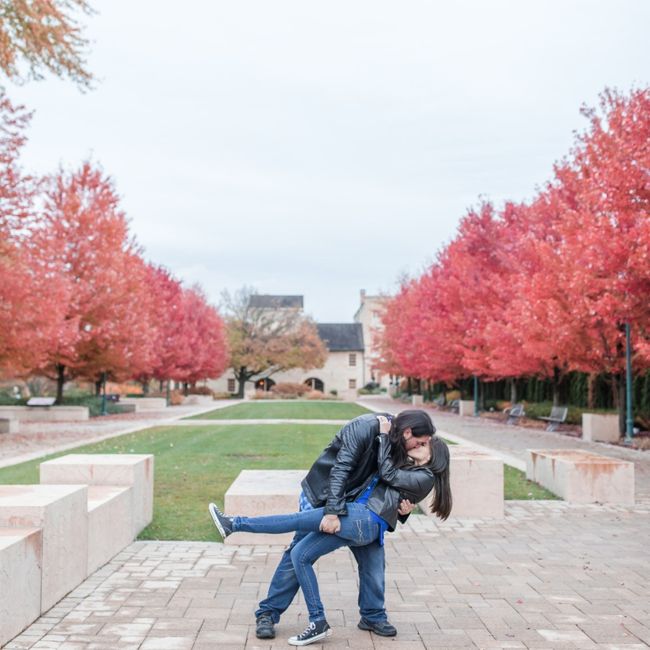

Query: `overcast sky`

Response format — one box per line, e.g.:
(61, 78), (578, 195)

(7, 1), (649, 321)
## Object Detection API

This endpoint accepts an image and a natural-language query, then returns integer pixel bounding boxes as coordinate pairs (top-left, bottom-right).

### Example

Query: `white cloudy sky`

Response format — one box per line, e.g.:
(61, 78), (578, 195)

(7, 1), (649, 321)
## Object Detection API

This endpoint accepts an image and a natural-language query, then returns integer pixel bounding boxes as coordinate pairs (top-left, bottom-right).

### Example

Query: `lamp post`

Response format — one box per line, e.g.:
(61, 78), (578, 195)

(624, 322), (634, 445)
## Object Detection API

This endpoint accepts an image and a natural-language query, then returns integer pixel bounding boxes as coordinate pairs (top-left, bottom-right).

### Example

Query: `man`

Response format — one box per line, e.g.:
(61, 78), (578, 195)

(254, 409), (435, 640)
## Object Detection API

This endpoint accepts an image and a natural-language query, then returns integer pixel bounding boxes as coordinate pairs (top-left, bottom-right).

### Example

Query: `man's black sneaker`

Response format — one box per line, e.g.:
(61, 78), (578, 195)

(208, 503), (233, 538)
(255, 613), (275, 639)
(288, 620), (332, 646)
(358, 618), (397, 636)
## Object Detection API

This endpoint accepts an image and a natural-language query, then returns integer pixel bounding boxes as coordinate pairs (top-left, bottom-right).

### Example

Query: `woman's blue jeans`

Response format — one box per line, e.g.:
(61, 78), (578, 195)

(234, 503), (380, 622)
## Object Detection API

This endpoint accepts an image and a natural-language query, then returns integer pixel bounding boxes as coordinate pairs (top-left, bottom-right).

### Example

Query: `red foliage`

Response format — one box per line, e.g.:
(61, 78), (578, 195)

(378, 87), (650, 390)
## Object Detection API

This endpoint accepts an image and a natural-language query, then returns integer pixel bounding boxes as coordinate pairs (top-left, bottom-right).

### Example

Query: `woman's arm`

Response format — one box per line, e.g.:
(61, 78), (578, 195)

(376, 435), (434, 496)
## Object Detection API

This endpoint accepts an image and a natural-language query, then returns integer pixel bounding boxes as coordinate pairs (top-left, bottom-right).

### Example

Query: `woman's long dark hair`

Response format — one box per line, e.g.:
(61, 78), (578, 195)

(423, 437), (452, 520)
(387, 410), (452, 520)
(387, 409), (436, 467)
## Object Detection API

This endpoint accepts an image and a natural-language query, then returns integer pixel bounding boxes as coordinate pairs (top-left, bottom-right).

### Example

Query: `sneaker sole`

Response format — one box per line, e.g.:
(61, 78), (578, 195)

(288, 629), (332, 646)
(208, 503), (228, 538)
(357, 621), (397, 636)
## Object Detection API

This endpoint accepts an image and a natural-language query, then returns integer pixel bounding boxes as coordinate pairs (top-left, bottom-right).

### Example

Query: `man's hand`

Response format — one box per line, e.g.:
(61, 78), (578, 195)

(376, 415), (391, 434)
(398, 499), (416, 516)
(319, 514), (341, 534)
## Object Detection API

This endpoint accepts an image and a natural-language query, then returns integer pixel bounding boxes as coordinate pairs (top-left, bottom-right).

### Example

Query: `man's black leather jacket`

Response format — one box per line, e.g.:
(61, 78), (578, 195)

(301, 413), (386, 515)
(301, 413), (434, 530)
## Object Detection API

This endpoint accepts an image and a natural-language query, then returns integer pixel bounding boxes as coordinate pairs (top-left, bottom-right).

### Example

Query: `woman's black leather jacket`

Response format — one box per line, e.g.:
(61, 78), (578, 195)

(366, 435), (434, 530)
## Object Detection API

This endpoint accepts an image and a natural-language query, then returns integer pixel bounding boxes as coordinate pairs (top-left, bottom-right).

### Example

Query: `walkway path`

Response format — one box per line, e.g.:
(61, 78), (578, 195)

(0, 401), (237, 469)
(357, 396), (650, 502)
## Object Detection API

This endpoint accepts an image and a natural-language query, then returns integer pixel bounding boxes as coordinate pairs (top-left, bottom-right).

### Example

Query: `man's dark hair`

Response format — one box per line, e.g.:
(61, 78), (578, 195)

(387, 409), (436, 467)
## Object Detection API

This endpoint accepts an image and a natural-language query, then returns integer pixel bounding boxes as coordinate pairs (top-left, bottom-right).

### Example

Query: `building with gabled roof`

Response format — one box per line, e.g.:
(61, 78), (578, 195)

(209, 292), (385, 399)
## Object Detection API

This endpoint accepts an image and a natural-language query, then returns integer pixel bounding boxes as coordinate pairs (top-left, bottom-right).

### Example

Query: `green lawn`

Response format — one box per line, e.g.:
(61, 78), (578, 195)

(187, 400), (372, 420)
(0, 423), (558, 541)
(504, 465), (559, 500)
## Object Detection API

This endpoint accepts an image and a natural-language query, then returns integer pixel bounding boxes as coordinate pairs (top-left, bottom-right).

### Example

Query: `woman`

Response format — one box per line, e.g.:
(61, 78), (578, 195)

(209, 428), (451, 646)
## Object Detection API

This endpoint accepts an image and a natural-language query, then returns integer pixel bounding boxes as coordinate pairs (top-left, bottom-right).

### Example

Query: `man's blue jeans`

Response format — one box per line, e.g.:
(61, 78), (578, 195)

(243, 504), (387, 624)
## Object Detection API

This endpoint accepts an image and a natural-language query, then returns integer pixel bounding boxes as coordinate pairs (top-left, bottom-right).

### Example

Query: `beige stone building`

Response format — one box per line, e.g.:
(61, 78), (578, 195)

(353, 290), (391, 390)
(209, 292), (388, 400)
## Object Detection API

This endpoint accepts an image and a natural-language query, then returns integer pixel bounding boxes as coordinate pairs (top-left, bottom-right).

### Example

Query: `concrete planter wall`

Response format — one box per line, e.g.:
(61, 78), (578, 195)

(582, 413), (620, 443)
(526, 449), (634, 504)
(0, 406), (89, 422)
(458, 400), (476, 417)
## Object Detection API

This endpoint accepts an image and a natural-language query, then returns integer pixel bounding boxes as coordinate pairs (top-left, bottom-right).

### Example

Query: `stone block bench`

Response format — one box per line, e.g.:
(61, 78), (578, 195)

(87, 485), (134, 574)
(119, 397), (167, 412)
(0, 527), (42, 646)
(420, 446), (504, 519)
(0, 484), (88, 611)
(224, 469), (307, 545)
(458, 400), (476, 417)
(40, 453), (154, 536)
(0, 417), (19, 433)
(526, 449), (634, 504)
(0, 405), (89, 422)
(582, 414), (620, 443)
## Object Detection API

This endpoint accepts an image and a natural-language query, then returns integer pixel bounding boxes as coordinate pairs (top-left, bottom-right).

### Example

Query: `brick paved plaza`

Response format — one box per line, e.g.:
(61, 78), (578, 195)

(5, 499), (650, 650)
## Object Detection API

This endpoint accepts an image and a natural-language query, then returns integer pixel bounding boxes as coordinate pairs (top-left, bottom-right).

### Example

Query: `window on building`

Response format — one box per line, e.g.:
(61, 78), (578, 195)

(227, 378), (236, 393)
(349, 353), (357, 366)
(349, 379), (357, 390)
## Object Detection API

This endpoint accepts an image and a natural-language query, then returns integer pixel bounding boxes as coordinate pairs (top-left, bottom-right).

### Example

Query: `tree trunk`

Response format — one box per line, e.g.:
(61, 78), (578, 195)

(159, 379), (164, 392)
(55, 364), (66, 404)
(551, 367), (562, 406)
(94, 378), (102, 396)
(237, 377), (246, 398)
(407, 377), (412, 395)
(141, 379), (150, 395)
(587, 373), (596, 409)
(509, 378), (517, 404)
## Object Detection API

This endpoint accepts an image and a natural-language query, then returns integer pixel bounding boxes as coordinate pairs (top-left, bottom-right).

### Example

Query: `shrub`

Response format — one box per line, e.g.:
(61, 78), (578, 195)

(270, 382), (308, 398)
(253, 389), (275, 400)
(212, 391), (235, 400)
(305, 390), (327, 400)
(329, 389), (338, 397)
(188, 386), (214, 396)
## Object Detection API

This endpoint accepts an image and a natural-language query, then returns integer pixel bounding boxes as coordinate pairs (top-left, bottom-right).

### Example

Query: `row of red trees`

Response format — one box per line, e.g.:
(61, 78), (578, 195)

(379, 88), (650, 423)
(0, 94), (228, 401)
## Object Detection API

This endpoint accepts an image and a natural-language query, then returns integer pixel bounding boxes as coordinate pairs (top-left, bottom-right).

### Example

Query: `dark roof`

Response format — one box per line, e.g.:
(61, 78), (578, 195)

(249, 295), (304, 309)
(317, 323), (364, 352)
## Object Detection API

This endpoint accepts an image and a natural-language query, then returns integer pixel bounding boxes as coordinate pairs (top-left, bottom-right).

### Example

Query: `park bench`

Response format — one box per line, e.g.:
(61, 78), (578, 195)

(504, 402), (525, 425)
(26, 397), (56, 408)
(539, 405), (568, 431)
(433, 394), (446, 407)
(449, 399), (460, 413)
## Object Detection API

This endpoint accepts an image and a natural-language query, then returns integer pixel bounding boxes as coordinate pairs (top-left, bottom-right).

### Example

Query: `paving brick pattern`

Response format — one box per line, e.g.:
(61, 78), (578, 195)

(6, 500), (650, 649)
